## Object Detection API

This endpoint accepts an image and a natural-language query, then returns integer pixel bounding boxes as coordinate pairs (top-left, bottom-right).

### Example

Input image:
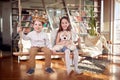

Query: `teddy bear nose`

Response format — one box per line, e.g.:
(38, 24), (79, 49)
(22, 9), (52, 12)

(64, 37), (66, 39)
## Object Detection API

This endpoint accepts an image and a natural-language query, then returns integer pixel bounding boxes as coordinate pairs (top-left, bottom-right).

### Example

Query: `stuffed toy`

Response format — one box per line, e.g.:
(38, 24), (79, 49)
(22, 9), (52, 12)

(52, 31), (76, 51)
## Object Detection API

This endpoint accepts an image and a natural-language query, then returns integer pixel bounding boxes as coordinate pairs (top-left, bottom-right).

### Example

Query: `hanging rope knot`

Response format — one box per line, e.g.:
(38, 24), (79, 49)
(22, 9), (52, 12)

(18, 42), (23, 56)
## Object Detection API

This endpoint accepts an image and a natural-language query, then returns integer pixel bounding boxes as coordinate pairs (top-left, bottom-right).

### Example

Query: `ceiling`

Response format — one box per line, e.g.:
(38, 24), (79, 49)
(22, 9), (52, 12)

(0, 0), (10, 2)
(18, 0), (80, 9)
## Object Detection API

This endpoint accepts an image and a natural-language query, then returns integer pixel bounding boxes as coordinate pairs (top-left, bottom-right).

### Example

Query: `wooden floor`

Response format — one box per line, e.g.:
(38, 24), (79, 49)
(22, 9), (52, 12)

(0, 52), (120, 80)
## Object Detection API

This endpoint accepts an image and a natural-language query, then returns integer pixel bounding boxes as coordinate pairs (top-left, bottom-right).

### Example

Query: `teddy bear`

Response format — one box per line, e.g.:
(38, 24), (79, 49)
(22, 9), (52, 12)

(52, 31), (76, 51)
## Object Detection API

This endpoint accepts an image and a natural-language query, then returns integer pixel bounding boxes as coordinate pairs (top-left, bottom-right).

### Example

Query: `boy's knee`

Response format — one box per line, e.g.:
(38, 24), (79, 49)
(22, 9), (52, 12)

(42, 47), (52, 54)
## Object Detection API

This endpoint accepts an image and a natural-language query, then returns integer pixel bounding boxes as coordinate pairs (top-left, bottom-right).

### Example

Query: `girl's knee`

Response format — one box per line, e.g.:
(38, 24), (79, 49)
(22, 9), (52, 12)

(65, 49), (70, 52)
(65, 49), (70, 55)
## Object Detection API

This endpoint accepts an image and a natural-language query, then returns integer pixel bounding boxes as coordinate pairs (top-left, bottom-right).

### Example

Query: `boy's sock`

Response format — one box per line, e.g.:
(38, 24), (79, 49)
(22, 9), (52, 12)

(27, 68), (35, 75)
(45, 67), (54, 73)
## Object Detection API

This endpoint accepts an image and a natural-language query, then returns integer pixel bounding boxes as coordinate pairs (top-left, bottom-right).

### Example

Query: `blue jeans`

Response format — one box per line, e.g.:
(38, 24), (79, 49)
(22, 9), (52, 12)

(56, 46), (68, 52)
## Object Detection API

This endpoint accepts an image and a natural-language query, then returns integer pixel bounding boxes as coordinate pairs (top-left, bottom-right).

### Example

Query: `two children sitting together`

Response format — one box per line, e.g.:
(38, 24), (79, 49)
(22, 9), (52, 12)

(17, 10), (83, 75)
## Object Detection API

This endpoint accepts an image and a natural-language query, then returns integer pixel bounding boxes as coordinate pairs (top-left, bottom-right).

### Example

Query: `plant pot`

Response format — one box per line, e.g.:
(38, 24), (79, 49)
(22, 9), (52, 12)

(88, 28), (97, 36)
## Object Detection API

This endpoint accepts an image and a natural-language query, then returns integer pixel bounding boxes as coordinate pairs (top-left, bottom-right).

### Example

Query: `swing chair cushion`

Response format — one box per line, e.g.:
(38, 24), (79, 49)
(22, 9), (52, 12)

(80, 35), (108, 57)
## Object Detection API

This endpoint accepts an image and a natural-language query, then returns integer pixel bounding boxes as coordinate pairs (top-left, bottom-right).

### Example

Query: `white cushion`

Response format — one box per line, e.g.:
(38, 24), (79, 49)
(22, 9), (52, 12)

(81, 35), (105, 57)
(18, 39), (31, 52)
(50, 29), (58, 47)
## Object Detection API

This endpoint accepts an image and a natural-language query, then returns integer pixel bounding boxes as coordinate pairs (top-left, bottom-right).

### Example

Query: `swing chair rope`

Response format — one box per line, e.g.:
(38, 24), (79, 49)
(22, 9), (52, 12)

(18, 0), (23, 56)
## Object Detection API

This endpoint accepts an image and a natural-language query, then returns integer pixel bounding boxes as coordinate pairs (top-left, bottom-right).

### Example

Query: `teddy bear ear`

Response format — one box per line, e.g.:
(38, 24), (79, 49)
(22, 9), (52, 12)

(59, 32), (64, 40)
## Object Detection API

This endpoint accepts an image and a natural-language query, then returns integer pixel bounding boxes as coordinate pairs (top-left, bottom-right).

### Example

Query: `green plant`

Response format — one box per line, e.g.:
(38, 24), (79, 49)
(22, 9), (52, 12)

(88, 8), (97, 36)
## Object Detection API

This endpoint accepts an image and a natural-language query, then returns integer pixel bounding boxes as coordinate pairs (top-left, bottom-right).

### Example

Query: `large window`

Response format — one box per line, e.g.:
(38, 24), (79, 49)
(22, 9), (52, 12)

(113, 0), (120, 54)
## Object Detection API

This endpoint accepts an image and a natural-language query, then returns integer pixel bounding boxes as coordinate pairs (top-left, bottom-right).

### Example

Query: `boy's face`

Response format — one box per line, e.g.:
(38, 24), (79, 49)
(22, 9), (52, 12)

(33, 20), (43, 32)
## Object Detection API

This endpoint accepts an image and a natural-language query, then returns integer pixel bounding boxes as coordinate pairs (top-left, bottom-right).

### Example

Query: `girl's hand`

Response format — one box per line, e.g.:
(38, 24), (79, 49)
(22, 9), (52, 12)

(51, 50), (56, 54)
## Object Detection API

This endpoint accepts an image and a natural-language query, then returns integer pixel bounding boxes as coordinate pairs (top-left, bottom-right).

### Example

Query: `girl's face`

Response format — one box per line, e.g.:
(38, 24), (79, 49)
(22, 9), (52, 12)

(33, 20), (43, 32)
(61, 19), (70, 30)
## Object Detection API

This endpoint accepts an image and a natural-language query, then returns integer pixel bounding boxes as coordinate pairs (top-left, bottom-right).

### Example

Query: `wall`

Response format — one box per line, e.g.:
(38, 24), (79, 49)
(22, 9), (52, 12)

(103, 0), (111, 32)
(0, 3), (2, 49)
(102, 0), (114, 40)
(1, 2), (11, 51)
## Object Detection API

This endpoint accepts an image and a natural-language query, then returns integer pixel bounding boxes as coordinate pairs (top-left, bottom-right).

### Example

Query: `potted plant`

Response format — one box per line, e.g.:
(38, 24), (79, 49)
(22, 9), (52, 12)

(88, 8), (97, 36)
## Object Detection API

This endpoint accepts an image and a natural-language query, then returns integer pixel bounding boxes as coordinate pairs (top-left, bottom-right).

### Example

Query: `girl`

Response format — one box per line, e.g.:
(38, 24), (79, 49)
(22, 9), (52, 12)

(55, 16), (83, 75)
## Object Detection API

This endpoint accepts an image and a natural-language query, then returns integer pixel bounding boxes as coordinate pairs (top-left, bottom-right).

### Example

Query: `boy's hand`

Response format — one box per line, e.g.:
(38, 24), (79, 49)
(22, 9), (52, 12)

(17, 27), (22, 33)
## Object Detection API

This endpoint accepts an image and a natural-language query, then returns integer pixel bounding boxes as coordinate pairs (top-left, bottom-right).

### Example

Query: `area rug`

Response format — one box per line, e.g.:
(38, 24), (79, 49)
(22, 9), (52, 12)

(78, 57), (110, 74)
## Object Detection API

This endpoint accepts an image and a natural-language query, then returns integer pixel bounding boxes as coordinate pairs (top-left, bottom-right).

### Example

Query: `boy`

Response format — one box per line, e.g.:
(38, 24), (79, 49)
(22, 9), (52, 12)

(17, 10), (54, 75)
